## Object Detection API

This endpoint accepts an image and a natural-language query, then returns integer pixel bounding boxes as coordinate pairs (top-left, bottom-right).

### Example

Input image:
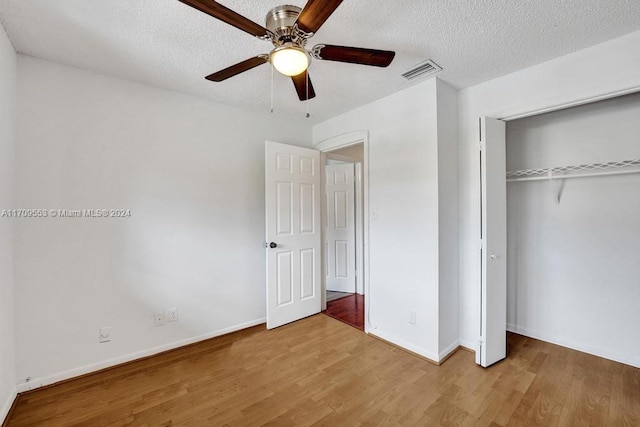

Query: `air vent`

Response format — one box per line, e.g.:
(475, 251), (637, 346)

(401, 59), (442, 81)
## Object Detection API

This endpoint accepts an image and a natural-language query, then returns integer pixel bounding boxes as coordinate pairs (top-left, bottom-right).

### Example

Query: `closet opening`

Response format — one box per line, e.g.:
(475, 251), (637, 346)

(504, 91), (640, 367)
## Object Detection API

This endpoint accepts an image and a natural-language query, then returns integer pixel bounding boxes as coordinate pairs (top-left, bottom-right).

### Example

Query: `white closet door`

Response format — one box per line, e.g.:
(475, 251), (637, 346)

(479, 117), (507, 367)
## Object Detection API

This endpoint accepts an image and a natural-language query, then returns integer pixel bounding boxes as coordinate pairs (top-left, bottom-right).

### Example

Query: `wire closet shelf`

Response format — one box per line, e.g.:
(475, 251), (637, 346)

(506, 158), (640, 182)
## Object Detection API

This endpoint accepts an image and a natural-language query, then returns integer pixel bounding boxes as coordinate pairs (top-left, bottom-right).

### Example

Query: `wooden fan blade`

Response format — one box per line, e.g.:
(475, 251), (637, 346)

(296, 0), (344, 34)
(205, 56), (268, 82)
(291, 71), (316, 101)
(179, 0), (270, 38)
(313, 45), (395, 67)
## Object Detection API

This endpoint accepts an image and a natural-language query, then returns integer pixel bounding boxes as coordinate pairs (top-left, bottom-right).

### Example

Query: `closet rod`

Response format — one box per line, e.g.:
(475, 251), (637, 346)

(507, 168), (640, 183)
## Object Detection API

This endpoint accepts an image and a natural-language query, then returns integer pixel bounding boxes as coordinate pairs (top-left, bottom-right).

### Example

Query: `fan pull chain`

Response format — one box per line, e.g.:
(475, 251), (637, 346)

(305, 72), (310, 118)
(270, 64), (274, 114)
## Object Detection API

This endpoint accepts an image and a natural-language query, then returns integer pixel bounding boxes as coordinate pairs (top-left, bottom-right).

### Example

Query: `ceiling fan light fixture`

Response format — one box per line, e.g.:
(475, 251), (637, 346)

(183, 0), (396, 102)
(270, 44), (310, 77)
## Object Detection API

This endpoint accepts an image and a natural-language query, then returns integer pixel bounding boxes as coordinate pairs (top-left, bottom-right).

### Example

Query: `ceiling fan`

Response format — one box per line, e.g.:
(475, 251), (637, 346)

(179, 0), (396, 101)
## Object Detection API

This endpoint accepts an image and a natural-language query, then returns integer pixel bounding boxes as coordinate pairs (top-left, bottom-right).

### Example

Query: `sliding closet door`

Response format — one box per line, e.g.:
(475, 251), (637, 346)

(479, 117), (507, 367)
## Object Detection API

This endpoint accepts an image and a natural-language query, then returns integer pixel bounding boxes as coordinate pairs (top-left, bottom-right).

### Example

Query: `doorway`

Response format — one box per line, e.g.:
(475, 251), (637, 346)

(264, 132), (370, 332)
(322, 142), (365, 330)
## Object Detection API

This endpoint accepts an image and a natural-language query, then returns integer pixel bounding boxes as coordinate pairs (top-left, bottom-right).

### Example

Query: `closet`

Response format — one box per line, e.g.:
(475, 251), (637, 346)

(504, 92), (640, 368)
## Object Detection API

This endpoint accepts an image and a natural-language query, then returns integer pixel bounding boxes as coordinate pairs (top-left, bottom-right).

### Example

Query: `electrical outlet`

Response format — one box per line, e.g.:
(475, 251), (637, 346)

(99, 327), (111, 343)
(408, 310), (417, 325)
(168, 307), (178, 322)
(154, 312), (164, 326)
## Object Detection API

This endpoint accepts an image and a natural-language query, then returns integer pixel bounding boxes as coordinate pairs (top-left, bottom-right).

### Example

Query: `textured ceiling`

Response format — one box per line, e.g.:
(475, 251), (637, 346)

(1, 0), (640, 123)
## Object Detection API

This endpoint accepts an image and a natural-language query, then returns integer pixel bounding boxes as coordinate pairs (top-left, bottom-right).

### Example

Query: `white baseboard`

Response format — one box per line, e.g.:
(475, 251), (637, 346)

(368, 329), (439, 362)
(1, 386), (17, 425)
(458, 338), (478, 353)
(438, 340), (461, 362)
(17, 318), (266, 393)
(507, 323), (640, 369)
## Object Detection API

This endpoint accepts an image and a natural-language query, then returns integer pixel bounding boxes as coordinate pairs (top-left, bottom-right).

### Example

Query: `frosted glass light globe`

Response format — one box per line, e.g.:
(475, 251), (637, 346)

(271, 45), (310, 77)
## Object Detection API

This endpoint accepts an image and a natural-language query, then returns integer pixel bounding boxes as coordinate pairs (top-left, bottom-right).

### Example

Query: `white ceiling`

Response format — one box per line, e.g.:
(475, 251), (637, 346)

(1, 0), (640, 123)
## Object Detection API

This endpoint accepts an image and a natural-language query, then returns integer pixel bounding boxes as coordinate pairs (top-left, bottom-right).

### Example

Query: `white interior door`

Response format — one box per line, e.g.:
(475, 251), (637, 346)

(265, 141), (321, 329)
(325, 163), (356, 293)
(479, 117), (507, 367)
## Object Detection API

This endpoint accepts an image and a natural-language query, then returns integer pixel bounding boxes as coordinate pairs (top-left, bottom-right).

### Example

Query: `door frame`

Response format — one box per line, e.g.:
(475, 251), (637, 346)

(315, 131), (370, 333)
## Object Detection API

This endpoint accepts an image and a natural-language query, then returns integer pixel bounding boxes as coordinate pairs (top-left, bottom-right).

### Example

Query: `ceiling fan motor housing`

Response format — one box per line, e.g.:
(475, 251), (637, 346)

(266, 5), (306, 46)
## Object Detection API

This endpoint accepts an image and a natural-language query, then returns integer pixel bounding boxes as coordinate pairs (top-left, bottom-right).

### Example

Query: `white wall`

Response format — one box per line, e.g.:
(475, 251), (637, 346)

(0, 21), (17, 423)
(458, 30), (640, 353)
(14, 56), (312, 390)
(506, 93), (640, 367)
(314, 78), (459, 361)
(330, 143), (364, 161)
(436, 81), (459, 358)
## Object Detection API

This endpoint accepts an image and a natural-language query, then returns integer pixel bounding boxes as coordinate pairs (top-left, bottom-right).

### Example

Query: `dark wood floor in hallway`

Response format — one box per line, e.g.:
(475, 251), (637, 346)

(324, 293), (364, 330)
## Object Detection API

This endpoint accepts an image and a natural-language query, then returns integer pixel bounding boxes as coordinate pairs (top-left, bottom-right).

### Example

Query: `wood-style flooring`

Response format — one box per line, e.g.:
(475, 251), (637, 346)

(5, 315), (640, 426)
(324, 293), (365, 331)
(326, 291), (353, 303)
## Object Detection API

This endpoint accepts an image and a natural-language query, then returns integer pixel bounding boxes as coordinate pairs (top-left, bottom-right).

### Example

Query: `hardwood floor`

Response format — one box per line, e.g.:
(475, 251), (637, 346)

(5, 315), (640, 426)
(326, 291), (354, 303)
(324, 293), (365, 331)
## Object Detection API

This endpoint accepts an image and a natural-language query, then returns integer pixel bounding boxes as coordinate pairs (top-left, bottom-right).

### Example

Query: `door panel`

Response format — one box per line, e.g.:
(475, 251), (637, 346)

(300, 249), (315, 299)
(276, 252), (293, 306)
(334, 191), (348, 228)
(335, 240), (348, 277)
(266, 141), (321, 329)
(325, 163), (356, 293)
(276, 182), (293, 235)
(479, 117), (507, 367)
(300, 183), (315, 233)
(300, 156), (315, 175)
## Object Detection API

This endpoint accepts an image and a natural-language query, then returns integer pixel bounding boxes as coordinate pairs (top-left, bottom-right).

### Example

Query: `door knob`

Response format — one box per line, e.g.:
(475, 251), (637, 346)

(269, 242), (278, 249)
(490, 254), (497, 259)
